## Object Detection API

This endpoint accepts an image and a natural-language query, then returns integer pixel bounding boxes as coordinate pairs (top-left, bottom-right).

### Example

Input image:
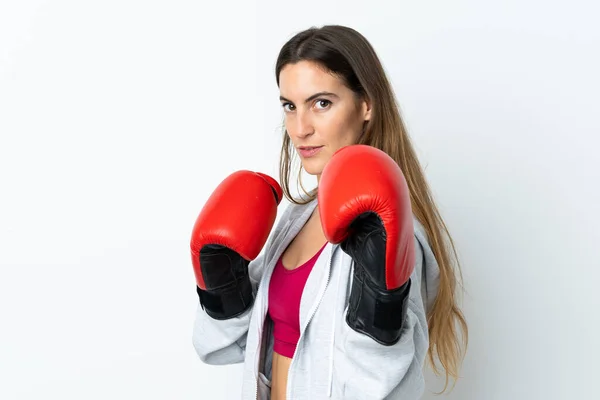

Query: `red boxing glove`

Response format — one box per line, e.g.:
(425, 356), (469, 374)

(190, 170), (282, 319)
(318, 144), (415, 345)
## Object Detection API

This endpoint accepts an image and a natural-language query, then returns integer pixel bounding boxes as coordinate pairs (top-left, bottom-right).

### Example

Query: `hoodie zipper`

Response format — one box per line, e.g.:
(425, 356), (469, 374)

(285, 244), (334, 400)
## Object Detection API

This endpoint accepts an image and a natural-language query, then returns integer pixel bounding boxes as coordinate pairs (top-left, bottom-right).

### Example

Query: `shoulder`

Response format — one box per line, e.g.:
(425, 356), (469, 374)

(411, 214), (441, 313)
(411, 215), (429, 249)
(411, 215), (436, 267)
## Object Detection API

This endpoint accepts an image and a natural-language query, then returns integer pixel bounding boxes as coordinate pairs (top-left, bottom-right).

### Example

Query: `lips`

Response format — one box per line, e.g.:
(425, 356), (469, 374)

(298, 146), (322, 150)
(297, 145), (323, 158)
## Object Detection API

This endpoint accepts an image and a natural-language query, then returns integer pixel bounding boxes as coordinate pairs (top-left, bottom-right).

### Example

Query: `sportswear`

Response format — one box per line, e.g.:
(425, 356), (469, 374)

(268, 241), (328, 358)
(192, 196), (440, 399)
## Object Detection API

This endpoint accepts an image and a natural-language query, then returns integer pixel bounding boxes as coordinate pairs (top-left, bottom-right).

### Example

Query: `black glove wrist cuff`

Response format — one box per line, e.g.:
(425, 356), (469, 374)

(346, 269), (412, 346)
(196, 271), (254, 320)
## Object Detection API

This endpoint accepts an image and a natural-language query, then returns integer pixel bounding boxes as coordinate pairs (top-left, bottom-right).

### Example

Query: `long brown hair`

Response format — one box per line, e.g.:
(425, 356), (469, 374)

(275, 25), (468, 393)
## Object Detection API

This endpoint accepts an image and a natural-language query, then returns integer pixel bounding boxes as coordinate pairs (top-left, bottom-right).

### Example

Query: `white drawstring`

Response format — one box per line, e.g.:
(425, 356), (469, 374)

(327, 250), (343, 397)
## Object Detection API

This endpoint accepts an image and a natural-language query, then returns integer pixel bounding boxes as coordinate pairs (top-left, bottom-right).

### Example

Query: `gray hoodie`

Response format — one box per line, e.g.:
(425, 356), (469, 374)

(192, 198), (440, 399)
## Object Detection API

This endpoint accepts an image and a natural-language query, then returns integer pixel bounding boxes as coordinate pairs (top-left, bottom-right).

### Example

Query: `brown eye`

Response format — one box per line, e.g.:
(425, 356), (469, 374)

(282, 103), (295, 112)
(315, 99), (331, 110)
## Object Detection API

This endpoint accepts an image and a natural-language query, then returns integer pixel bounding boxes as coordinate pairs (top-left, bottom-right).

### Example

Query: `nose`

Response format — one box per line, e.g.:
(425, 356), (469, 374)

(289, 109), (313, 139)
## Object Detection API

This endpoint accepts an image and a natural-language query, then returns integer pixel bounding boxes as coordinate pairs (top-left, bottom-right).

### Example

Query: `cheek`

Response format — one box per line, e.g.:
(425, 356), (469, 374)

(322, 109), (361, 145)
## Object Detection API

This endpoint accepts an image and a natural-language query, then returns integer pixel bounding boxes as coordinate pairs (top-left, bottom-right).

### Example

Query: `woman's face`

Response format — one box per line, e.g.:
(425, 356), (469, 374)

(278, 60), (371, 181)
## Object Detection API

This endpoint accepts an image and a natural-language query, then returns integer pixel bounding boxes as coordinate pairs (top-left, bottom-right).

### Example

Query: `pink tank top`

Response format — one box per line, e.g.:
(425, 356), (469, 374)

(268, 242), (328, 358)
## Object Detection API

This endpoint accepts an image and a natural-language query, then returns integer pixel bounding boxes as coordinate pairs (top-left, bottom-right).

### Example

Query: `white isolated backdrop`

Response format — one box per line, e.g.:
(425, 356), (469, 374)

(1, 0), (598, 399)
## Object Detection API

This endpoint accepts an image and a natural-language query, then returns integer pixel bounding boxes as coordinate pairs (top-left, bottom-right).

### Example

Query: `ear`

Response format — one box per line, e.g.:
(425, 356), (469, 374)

(361, 97), (372, 121)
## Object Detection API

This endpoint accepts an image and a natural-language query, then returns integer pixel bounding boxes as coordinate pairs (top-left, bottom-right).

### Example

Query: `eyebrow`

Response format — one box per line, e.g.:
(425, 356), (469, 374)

(279, 91), (339, 103)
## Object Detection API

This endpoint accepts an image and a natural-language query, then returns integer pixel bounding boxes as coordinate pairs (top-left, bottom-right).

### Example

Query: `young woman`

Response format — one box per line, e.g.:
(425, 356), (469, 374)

(191, 25), (468, 399)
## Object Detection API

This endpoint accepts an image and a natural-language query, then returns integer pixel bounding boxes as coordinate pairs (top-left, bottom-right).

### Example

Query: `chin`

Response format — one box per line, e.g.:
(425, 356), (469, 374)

(301, 160), (324, 177)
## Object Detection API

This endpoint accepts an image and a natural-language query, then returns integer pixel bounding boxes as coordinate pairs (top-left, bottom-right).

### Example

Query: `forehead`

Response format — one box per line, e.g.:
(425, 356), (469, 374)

(279, 61), (345, 98)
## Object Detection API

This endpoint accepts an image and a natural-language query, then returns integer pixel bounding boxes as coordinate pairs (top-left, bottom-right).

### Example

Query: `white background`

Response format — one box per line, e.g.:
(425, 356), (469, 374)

(1, 0), (599, 399)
